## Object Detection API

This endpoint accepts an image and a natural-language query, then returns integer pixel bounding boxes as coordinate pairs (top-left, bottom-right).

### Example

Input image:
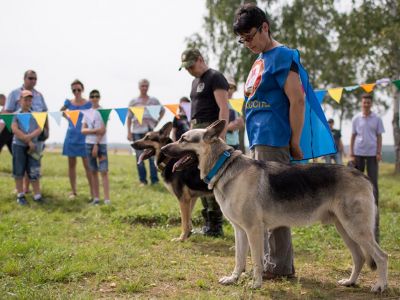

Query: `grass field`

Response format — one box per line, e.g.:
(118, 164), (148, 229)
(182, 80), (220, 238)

(0, 151), (399, 299)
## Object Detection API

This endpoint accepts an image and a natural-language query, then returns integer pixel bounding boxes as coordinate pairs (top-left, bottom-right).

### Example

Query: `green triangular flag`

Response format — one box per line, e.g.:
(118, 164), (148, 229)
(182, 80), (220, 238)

(98, 109), (112, 126)
(0, 114), (15, 132)
(393, 80), (400, 91)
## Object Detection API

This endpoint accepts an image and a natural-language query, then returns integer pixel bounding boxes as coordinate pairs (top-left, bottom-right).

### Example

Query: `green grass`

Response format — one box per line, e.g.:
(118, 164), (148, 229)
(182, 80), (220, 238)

(0, 151), (399, 299)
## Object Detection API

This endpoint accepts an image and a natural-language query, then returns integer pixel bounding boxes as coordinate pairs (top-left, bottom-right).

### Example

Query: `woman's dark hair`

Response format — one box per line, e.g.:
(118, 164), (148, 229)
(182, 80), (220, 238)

(71, 79), (84, 90)
(89, 89), (100, 97)
(233, 3), (271, 36)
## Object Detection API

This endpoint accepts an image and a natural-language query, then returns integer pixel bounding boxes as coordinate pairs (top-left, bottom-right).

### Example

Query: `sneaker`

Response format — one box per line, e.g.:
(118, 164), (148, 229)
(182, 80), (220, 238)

(90, 199), (100, 205)
(17, 196), (28, 206)
(104, 199), (111, 205)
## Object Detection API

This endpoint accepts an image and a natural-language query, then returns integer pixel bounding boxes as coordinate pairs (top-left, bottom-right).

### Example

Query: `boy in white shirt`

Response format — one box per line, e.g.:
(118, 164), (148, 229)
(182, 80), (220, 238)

(81, 90), (110, 205)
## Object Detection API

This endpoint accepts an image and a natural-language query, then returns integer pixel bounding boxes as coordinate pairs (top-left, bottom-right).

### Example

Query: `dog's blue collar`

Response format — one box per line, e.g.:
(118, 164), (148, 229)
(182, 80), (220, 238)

(203, 150), (231, 184)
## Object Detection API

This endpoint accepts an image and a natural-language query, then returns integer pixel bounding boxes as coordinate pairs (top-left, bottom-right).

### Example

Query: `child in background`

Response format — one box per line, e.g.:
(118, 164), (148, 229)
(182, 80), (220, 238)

(81, 90), (110, 205)
(171, 97), (191, 141)
(11, 90), (43, 205)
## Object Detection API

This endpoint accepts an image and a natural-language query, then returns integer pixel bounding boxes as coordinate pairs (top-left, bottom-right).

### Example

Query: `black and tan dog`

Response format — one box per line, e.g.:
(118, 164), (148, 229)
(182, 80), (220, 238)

(161, 120), (388, 292)
(131, 122), (212, 241)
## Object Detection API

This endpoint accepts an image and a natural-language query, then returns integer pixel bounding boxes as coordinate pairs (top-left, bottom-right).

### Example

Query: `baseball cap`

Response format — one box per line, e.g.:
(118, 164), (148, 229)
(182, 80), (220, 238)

(179, 49), (201, 71)
(21, 90), (33, 98)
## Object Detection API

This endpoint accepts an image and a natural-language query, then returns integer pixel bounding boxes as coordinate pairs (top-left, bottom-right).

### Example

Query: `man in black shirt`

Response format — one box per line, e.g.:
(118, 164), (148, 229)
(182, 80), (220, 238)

(179, 48), (229, 237)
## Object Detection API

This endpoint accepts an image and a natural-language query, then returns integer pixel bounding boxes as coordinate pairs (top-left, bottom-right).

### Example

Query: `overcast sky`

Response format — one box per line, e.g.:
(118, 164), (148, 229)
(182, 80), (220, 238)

(0, 0), (394, 146)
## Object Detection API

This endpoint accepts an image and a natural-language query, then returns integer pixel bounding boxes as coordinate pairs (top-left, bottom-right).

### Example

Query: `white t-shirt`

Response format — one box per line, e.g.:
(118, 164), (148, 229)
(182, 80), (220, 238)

(82, 109), (107, 144)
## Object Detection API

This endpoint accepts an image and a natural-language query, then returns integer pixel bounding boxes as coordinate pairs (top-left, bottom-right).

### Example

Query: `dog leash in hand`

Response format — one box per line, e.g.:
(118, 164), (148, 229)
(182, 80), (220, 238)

(203, 150), (231, 184)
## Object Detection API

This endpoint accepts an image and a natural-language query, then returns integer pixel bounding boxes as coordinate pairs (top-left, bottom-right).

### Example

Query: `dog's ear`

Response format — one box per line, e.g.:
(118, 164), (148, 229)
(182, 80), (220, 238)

(204, 120), (226, 142)
(159, 122), (173, 138)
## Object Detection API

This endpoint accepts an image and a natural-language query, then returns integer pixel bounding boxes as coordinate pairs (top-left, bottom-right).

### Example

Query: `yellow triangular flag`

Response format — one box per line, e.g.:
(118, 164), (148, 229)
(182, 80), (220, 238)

(130, 106), (145, 125)
(229, 98), (244, 115)
(360, 83), (376, 93)
(164, 104), (180, 117)
(64, 110), (80, 127)
(327, 87), (343, 103)
(31, 112), (47, 130)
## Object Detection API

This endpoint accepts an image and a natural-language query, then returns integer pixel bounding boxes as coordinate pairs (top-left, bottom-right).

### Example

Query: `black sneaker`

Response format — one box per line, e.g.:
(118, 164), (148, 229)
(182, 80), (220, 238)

(17, 195), (28, 206)
(33, 197), (44, 204)
(90, 199), (100, 205)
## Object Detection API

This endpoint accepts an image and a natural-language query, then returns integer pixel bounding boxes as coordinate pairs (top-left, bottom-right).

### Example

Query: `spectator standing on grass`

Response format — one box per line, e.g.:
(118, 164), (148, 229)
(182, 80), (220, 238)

(350, 93), (384, 242)
(11, 90), (43, 205)
(81, 90), (110, 205)
(5, 70), (49, 192)
(61, 79), (94, 200)
(171, 97), (191, 141)
(127, 79), (165, 186)
(226, 77), (244, 150)
(324, 119), (345, 164)
(179, 48), (230, 237)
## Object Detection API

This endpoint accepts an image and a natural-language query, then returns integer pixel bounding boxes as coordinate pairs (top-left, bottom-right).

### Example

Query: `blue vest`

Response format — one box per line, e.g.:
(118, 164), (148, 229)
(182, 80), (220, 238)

(244, 46), (336, 160)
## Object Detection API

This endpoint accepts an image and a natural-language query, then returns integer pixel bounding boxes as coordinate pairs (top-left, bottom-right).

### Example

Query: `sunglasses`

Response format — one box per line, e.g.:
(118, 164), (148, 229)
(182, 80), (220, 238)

(238, 25), (263, 44)
(90, 95), (100, 98)
(27, 77), (37, 81)
(72, 89), (82, 93)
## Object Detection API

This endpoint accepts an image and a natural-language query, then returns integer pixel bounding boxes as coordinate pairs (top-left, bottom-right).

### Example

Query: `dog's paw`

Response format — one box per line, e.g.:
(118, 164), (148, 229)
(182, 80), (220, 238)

(248, 279), (262, 289)
(371, 281), (387, 293)
(338, 278), (356, 287)
(219, 275), (238, 285)
(171, 236), (186, 242)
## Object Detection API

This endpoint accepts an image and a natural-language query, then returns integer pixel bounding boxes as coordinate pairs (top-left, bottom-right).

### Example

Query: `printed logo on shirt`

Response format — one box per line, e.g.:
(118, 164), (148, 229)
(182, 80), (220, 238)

(245, 59), (264, 98)
(196, 82), (205, 93)
(245, 99), (271, 110)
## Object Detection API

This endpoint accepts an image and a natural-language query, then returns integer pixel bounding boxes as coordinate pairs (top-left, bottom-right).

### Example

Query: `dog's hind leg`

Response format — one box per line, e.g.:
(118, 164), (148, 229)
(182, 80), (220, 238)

(338, 216), (388, 292)
(334, 218), (365, 287)
(219, 223), (248, 285)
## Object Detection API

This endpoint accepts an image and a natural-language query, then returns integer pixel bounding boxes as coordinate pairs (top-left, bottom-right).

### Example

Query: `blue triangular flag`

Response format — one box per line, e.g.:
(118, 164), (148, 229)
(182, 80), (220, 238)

(344, 85), (359, 92)
(114, 108), (128, 125)
(314, 90), (327, 104)
(17, 113), (32, 132)
(146, 105), (162, 120)
(49, 111), (62, 126)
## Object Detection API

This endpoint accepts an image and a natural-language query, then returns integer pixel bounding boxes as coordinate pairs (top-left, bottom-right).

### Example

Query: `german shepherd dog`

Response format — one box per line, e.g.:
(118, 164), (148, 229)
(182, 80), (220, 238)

(131, 122), (212, 241)
(161, 120), (388, 292)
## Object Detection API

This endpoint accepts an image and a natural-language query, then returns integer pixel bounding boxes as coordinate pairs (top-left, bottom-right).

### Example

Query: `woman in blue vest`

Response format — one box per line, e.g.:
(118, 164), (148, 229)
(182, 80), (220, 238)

(233, 3), (335, 279)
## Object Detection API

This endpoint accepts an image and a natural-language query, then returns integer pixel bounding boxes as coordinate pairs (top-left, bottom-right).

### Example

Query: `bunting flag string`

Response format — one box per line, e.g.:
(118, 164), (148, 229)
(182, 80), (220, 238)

(1, 78), (399, 134)
(114, 108), (128, 125)
(0, 114), (15, 131)
(98, 109), (112, 126)
(64, 110), (80, 127)
(164, 104), (180, 117)
(32, 112), (47, 130)
(129, 107), (145, 125)
(16, 114), (32, 132)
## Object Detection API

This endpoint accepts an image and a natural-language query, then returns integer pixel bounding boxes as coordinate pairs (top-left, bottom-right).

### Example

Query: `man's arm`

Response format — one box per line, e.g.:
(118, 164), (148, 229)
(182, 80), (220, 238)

(284, 71), (305, 160)
(350, 133), (356, 159)
(127, 110), (133, 141)
(376, 134), (382, 161)
(4, 91), (17, 113)
(214, 89), (229, 138)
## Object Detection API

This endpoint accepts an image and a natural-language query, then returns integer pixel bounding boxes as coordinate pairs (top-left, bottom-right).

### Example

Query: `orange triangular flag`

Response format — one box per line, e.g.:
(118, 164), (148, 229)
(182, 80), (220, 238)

(129, 106), (145, 125)
(164, 104), (180, 117)
(64, 110), (80, 127)
(229, 98), (244, 115)
(31, 112), (48, 130)
(327, 87), (343, 103)
(360, 83), (376, 93)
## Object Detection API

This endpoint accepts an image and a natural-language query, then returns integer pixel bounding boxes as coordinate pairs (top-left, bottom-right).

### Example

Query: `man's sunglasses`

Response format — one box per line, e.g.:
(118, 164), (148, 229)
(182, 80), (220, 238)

(90, 95), (100, 98)
(27, 77), (37, 81)
(72, 89), (82, 93)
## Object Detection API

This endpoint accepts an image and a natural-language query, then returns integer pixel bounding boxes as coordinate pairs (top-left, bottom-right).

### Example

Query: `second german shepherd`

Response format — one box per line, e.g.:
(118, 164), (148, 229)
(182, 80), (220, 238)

(131, 122), (212, 241)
